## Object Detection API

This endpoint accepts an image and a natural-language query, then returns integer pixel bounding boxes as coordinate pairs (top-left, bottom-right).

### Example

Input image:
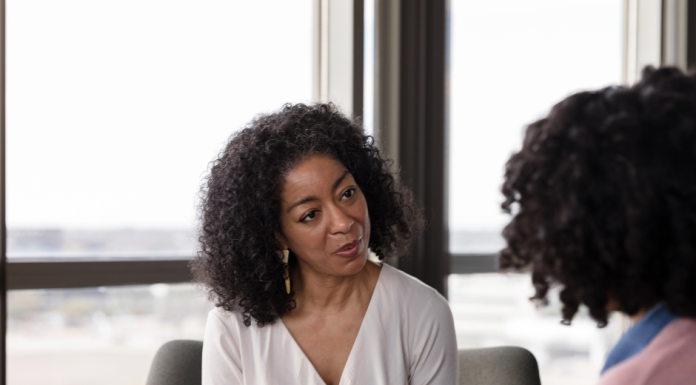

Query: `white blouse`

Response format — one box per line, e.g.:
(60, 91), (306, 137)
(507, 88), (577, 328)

(201, 263), (458, 385)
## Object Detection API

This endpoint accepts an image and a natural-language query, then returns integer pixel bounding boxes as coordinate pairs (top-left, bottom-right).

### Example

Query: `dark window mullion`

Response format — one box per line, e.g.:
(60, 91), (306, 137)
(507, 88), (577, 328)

(7, 259), (192, 290)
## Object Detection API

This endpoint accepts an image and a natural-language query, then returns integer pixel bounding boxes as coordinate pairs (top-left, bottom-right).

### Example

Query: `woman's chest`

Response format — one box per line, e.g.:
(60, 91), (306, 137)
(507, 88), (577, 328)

(282, 313), (363, 385)
(236, 310), (412, 385)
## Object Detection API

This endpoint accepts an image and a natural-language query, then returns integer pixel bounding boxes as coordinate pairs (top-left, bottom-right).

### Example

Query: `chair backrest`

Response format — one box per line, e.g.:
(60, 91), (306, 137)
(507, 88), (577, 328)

(146, 339), (203, 385)
(146, 340), (541, 385)
(458, 346), (541, 385)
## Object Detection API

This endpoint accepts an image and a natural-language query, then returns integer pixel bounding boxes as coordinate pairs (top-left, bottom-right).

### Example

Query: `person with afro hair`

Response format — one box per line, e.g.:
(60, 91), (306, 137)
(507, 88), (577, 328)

(193, 103), (457, 385)
(500, 66), (696, 384)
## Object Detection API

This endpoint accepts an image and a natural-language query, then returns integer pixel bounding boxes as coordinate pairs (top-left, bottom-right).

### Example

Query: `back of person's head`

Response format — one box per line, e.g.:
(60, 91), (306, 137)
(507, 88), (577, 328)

(500, 66), (696, 326)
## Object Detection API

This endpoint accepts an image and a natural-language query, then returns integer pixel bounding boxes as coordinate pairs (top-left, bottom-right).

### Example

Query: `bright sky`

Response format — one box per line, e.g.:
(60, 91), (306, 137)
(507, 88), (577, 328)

(448, 0), (623, 231)
(7, 0), (623, 236)
(7, 0), (313, 229)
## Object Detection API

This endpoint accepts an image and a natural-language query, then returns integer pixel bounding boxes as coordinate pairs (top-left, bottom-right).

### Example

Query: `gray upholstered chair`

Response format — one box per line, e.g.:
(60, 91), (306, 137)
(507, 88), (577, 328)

(146, 340), (541, 385)
(458, 346), (541, 385)
(146, 339), (203, 385)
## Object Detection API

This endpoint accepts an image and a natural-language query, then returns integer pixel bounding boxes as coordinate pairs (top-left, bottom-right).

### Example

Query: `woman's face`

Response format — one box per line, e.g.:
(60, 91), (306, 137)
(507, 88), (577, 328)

(278, 154), (371, 277)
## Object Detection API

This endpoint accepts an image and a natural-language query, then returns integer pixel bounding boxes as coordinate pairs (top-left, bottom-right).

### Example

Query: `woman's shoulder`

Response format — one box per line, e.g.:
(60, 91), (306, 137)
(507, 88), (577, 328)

(599, 318), (696, 385)
(377, 263), (451, 318)
(206, 306), (246, 331)
(379, 263), (443, 299)
(206, 306), (273, 335)
(371, 263), (458, 383)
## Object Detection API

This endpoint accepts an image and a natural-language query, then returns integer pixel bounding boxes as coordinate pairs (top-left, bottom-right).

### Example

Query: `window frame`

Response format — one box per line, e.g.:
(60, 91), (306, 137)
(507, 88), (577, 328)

(0, 2), (363, 382)
(446, 0), (689, 276)
(3, 0), (367, 292)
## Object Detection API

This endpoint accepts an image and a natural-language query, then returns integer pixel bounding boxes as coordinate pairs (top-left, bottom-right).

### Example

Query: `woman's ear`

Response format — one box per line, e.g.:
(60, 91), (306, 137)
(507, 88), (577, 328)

(275, 232), (288, 250)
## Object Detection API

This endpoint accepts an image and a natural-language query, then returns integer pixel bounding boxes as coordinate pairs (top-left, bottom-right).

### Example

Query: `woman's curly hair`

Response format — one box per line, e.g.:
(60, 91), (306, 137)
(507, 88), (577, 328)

(191, 103), (424, 327)
(501, 66), (696, 327)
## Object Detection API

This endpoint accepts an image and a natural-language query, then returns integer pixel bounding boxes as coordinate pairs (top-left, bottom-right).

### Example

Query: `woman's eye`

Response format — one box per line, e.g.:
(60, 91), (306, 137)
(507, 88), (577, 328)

(342, 188), (356, 200)
(301, 210), (318, 222)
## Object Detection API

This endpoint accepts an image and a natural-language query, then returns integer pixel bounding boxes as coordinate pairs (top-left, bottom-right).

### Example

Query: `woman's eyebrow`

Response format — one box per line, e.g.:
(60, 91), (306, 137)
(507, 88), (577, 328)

(286, 196), (319, 213)
(332, 170), (351, 191)
(285, 171), (351, 213)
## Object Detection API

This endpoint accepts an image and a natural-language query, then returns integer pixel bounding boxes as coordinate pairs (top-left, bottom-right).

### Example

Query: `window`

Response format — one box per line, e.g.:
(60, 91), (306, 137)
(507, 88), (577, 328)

(447, 1), (624, 384)
(7, 0), (313, 260)
(448, 0), (623, 253)
(6, 1), (313, 383)
(8, 284), (212, 385)
(449, 274), (623, 385)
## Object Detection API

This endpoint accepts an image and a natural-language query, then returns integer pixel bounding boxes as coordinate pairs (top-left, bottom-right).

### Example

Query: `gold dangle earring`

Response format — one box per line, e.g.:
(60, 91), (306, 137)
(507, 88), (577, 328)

(279, 249), (291, 294)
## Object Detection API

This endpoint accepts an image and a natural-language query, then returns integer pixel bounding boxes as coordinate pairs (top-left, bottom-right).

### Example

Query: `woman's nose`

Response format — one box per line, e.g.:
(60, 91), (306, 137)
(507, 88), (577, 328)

(327, 205), (353, 234)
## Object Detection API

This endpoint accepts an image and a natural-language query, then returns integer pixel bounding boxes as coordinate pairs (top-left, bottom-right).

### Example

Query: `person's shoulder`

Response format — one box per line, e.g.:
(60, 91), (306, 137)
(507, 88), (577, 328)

(380, 263), (442, 298)
(207, 306), (248, 331)
(379, 263), (451, 316)
(599, 318), (696, 385)
(642, 318), (696, 382)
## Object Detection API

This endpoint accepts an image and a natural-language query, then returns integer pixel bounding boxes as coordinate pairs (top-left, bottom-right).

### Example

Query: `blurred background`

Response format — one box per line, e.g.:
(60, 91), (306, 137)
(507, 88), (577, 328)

(4, 0), (684, 384)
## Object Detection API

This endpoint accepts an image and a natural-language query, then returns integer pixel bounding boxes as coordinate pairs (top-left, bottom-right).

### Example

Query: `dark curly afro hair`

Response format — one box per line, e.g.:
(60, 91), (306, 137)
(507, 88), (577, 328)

(500, 66), (696, 327)
(191, 103), (424, 327)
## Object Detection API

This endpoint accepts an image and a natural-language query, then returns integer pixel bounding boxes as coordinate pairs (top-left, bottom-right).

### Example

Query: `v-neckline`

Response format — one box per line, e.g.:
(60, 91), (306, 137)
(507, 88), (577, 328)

(278, 263), (385, 385)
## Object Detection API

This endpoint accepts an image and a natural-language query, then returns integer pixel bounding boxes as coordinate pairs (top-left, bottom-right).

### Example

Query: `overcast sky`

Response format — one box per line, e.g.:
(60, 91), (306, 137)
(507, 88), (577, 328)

(7, 0), (313, 229)
(448, 0), (623, 231)
(7, 0), (622, 236)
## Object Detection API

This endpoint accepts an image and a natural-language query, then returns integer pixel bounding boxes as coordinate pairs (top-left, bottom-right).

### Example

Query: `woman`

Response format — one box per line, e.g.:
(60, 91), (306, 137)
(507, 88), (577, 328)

(192, 103), (458, 385)
(500, 67), (696, 384)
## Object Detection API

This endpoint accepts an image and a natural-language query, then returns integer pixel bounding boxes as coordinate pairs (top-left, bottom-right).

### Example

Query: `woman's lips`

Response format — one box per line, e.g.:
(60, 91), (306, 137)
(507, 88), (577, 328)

(333, 239), (361, 259)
